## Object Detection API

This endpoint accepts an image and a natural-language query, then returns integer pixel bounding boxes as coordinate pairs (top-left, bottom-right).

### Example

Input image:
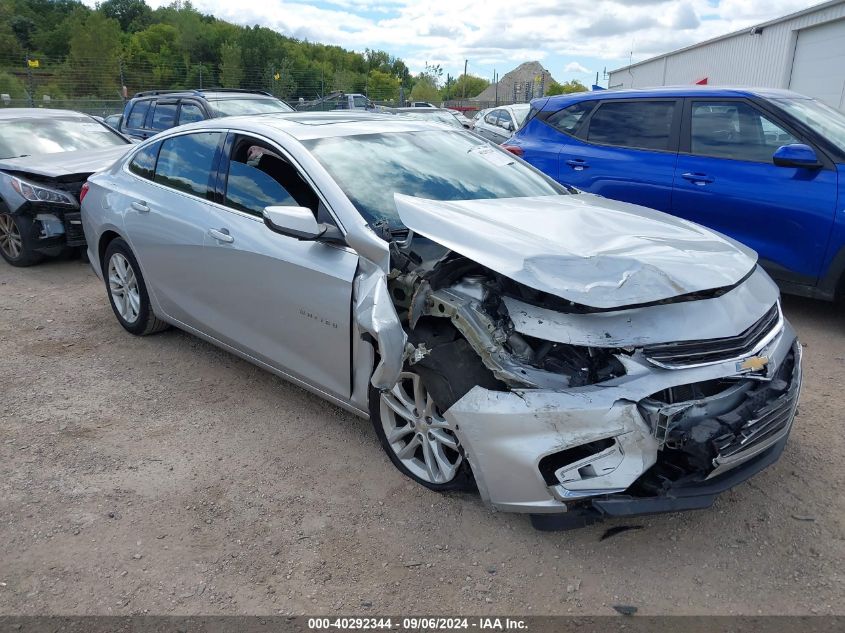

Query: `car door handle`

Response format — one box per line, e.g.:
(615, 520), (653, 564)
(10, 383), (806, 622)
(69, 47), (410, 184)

(566, 159), (589, 171)
(130, 201), (149, 213)
(208, 228), (234, 243)
(682, 172), (714, 185)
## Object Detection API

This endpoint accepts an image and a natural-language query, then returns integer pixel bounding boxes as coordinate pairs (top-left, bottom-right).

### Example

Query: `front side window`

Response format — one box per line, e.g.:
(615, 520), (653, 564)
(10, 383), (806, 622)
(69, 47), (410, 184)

(690, 101), (798, 162)
(178, 102), (205, 125)
(586, 100), (676, 151)
(126, 101), (150, 129)
(485, 110), (501, 125)
(690, 101), (798, 163)
(128, 141), (161, 180)
(154, 132), (222, 197)
(223, 140), (315, 216)
(773, 97), (845, 153)
(150, 103), (177, 131)
(304, 130), (566, 228)
(546, 101), (596, 135)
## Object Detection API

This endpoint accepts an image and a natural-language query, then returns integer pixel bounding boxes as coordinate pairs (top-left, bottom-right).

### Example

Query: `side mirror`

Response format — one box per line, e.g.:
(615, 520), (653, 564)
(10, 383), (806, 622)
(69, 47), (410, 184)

(263, 205), (344, 243)
(773, 144), (821, 169)
(501, 120), (514, 131)
(264, 205), (325, 240)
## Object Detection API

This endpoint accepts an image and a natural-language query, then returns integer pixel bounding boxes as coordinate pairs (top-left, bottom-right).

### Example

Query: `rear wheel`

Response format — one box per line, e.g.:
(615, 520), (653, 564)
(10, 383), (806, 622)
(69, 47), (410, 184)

(370, 370), (474, 491)
(0, 213), (43, 267)
(103, 238), (169, 336)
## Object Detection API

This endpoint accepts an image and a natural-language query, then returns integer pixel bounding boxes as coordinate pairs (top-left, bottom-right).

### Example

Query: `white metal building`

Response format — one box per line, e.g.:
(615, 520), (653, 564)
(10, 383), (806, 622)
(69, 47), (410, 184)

(608, 0), (845, 110)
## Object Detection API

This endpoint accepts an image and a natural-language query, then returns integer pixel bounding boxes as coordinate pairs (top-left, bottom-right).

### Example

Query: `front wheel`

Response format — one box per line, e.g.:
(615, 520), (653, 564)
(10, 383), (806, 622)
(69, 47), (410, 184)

(0, 213), (44, 267)
(103, 238), (169, 336)
(370, 370), (474, 491)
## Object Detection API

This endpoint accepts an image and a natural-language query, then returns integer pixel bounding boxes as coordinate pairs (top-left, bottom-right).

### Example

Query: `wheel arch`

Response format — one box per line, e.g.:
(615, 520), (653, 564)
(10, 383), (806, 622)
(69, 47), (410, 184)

(97, 229), (123, 269)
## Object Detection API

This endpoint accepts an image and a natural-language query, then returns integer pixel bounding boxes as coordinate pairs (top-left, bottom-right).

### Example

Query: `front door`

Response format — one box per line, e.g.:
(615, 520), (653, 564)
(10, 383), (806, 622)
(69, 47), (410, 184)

(192, 133), (358, 399)
(671, 99), (838, 284)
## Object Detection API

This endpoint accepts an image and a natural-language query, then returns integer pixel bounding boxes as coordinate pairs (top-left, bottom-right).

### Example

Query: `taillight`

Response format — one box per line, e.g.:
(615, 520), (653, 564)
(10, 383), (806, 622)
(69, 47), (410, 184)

(502, 145), (524, 157)
(79, 182), (90, 205)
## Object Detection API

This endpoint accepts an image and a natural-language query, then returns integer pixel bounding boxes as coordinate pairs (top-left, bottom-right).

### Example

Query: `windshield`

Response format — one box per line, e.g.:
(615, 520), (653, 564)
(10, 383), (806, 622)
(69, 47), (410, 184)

(0, 116), (127, 159)
(395, 111), (463, 128)
(512, 104), (530, 126)
(774, 97), (845, 153)
(304, 130), (566, 227)
(209, 98), (294, 116)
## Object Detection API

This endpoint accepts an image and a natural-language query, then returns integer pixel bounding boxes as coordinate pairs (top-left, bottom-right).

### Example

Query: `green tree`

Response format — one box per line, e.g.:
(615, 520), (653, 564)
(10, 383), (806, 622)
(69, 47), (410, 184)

(367, 68), (399, 101)
(410, 75), (439, 103)
(0, 71), (26, 98)
(99, 0), (152, 32)
(446, 73), (488, 99)
(546, 79), (587, 96)
(219, 40), (242, 88)
(67, 11), (122, 96)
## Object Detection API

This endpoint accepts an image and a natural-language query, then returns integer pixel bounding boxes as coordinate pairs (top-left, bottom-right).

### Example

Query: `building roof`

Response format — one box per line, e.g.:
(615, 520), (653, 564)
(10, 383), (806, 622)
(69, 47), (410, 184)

(609, 0), (845, 75)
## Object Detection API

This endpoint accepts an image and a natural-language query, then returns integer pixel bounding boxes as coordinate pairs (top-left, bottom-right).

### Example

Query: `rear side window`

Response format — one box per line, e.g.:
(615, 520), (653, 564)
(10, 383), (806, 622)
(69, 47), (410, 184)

(128, 141), (161, 180)
(126, 101), (150, 129)
(546, 101), (596, 135)
(586, 100), (676, 151)
(154, 132), (222, 198)
(178, 102), (205, 125)
(150, 103), (177, 131)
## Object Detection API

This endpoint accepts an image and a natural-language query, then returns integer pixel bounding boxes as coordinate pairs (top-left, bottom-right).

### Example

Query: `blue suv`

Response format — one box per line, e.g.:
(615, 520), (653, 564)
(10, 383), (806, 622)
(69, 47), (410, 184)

(507, 87), (845, 302)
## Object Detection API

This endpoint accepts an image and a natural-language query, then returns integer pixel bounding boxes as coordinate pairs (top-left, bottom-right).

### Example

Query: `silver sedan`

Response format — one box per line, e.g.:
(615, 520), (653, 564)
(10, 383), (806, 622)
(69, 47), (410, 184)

(81, 112), (801, 530)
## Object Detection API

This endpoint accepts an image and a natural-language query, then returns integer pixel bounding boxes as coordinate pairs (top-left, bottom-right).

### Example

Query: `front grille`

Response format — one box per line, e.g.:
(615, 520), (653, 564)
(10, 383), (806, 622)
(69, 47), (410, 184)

(63, 212), (86, 246)
(643, 302), (781, 368)
(713, 350), (800, 459)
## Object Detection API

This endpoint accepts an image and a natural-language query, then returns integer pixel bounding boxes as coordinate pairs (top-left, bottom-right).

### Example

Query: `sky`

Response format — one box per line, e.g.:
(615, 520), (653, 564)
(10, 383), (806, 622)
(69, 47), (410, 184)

(144, 0), (821, 84)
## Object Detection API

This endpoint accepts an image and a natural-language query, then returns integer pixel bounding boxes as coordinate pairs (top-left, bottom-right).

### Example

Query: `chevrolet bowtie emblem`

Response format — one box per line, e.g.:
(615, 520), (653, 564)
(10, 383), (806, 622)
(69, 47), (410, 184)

(737, 355), (769, 373)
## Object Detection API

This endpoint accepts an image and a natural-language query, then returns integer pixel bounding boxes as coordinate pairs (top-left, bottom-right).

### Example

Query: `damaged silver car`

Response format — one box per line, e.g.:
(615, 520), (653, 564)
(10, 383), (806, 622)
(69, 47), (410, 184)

(81, 113), (802, 530)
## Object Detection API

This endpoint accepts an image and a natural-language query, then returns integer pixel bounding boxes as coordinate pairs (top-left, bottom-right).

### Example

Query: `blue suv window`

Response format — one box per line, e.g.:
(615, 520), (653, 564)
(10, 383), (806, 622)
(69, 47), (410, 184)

(150, 103), (177, 131)
(126, 101), (150, 129)
(546, 101), (596, 135)
(690, 101), (798, 162)
(586, 100), (676, 151)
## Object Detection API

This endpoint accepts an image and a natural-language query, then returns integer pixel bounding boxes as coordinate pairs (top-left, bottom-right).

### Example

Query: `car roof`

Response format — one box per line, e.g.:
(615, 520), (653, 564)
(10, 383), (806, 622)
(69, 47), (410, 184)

(0, 108), (94, 121)
(170, 111), (464, 141)
(536, 86), (810, 109)
(130, 90), (278, 100)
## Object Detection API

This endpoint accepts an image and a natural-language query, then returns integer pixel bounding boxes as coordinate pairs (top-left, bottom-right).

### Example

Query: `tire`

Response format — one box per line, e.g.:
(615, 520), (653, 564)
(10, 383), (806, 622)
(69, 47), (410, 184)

(103, 238), (169, 336)
(0, 212), (44, 267)
(369, 369), (475, 492)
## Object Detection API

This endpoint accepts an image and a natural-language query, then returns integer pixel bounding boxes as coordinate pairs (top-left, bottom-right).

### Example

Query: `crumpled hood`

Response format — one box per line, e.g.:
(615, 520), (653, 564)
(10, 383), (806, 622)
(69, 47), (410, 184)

(0, 144), (132, 179)
(394, 192), (757, 309)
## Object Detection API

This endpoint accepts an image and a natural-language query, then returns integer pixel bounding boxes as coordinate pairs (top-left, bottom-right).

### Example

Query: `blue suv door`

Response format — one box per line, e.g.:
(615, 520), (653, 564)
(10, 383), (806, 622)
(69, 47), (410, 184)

(671, 98), (838, 284)
(556, 98), (681, 211)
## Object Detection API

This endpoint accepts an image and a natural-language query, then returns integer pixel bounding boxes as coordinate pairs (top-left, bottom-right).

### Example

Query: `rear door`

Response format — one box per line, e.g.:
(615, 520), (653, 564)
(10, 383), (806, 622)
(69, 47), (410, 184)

(122, 130), (225, 325)
(191, 132), (358, 398)
(559, 98), (681, 210)
(476, 109), (505, 142)
(671, 98), (838, 283)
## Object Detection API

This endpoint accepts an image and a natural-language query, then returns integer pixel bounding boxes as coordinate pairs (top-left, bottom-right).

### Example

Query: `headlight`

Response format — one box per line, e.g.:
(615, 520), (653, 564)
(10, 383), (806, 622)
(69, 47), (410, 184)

(10, 176), (78, 207)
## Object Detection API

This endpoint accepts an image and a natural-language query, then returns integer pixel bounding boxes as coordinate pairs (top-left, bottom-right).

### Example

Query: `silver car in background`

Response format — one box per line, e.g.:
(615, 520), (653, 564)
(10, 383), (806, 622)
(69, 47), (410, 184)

(81, 112), (801, 530)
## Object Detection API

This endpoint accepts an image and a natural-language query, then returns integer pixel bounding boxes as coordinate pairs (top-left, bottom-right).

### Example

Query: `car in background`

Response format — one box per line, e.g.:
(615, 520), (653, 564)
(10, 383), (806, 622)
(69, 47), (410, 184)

(469, 107), (491, 130)
(299, 92), (377, 112)
(0, 109), (133, 266)
(407, 101), (436, 108)
(81, 112), (800, 529)
(388, 107), (465, 129)
(473, 103), (530, 144)
(506, 87), (845, 303)
(103, 113), (123, 131)
(119, 89), (294, 141)
(446, 109), (473, 128)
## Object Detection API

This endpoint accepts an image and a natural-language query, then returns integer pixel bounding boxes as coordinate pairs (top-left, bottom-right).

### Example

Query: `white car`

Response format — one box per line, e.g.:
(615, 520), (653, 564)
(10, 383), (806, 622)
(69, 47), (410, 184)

(473, 103), (531, 144)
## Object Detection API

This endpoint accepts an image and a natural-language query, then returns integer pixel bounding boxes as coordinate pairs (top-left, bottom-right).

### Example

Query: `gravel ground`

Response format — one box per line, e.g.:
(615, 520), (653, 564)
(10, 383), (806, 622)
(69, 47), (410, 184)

(1, 258), (843, 616)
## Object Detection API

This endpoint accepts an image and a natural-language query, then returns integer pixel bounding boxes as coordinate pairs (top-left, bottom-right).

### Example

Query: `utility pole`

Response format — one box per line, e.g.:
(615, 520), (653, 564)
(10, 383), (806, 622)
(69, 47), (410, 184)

(199, 66), (203, 89)
(463, 59), (468, 101)
(25, 52), (34, 108)
(494, 70), (498, 106)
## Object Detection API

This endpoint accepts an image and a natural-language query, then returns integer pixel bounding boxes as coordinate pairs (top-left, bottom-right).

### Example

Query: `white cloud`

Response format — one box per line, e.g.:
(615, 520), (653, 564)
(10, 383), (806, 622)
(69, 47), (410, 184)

(564, 61), (590, 73)
(124, 0), (817, 76)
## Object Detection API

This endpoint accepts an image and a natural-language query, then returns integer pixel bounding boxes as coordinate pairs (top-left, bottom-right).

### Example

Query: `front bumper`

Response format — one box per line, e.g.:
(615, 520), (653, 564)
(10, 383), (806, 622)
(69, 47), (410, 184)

(443, 319), (801, 519)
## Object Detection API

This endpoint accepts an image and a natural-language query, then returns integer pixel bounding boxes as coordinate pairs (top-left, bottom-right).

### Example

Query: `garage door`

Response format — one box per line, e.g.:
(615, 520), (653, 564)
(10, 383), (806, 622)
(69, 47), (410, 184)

(789, 19), (845, 110)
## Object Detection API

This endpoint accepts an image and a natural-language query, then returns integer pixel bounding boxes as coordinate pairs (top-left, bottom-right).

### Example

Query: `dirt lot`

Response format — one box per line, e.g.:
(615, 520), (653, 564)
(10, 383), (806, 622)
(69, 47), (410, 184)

(1, 257), (844, 616)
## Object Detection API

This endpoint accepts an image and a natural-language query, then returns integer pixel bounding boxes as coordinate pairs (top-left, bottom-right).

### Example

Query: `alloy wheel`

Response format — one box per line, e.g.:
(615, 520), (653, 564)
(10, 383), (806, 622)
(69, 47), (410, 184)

(0, 214), (22, 259)
(108, 252), (141, 324)
(379, 371), (463, 484)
